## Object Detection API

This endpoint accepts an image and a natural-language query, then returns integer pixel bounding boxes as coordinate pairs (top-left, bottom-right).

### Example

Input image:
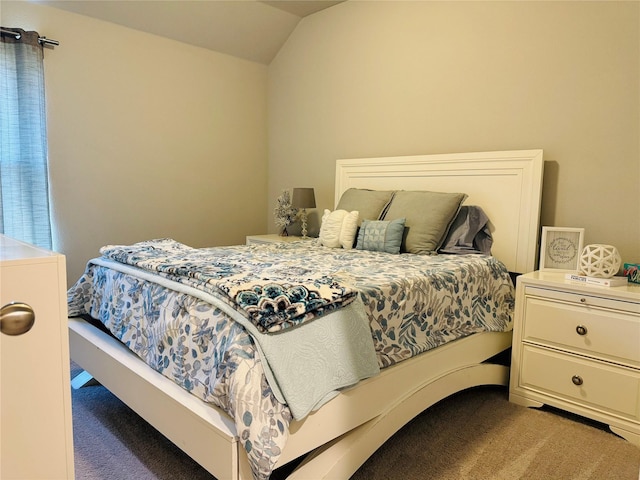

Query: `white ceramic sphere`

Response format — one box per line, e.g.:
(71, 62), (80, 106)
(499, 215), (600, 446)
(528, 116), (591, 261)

(579, 244), (621, 278)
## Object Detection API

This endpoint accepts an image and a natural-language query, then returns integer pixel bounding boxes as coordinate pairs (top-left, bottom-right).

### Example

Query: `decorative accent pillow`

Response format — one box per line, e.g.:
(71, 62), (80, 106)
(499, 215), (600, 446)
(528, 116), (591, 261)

(336, 188), (395, 226)
(382, 190), (467, 254)
(318, 209), (359, 249)
(355, 218), (406, 254)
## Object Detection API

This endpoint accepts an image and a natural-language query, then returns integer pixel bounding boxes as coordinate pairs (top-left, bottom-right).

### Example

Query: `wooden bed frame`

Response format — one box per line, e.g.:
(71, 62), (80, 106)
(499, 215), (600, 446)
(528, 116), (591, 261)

(69, 149), (544, 479)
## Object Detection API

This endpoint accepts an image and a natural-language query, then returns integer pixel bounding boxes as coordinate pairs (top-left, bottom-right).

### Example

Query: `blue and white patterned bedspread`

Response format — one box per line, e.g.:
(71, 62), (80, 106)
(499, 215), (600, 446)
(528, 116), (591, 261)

(67, 240), (515, 480)
(74, 240), (380, 422)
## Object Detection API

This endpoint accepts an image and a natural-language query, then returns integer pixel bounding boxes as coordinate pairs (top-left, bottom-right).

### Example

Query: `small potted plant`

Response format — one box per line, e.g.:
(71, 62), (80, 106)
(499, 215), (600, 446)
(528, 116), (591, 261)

(274, 190), (298, 236)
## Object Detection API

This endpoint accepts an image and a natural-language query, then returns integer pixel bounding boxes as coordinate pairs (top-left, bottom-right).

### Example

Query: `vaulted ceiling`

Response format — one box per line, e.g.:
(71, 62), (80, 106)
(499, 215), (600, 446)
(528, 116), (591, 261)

(34, 0), (344, 64)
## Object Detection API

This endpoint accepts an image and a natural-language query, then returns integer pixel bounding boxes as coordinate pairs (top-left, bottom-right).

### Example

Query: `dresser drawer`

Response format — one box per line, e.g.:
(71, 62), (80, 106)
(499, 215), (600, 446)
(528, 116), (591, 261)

(522, 297), (640, 367)
(520, 346), (640, 421)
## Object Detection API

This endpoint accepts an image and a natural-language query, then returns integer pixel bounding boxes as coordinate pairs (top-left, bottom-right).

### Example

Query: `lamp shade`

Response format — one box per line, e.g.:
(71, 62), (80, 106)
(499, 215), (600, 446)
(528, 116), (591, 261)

(291, 188), (316, 209)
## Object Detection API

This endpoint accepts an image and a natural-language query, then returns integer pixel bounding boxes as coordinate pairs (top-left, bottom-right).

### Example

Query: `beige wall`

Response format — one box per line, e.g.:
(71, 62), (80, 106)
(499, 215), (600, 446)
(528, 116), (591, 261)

(268, 1), (640, 266)
(3, 1), (268, 285)
(2, 1), (638, 282)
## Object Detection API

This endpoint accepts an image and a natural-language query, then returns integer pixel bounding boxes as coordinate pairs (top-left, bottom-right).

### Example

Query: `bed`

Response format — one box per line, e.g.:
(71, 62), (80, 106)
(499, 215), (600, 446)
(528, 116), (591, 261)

(67, 149), (544, 480)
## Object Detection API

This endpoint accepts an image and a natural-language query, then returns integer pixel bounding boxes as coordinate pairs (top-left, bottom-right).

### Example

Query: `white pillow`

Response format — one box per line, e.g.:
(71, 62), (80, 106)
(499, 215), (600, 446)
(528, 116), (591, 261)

(319, 209), (359, 249)
(340, 210), (359, 249)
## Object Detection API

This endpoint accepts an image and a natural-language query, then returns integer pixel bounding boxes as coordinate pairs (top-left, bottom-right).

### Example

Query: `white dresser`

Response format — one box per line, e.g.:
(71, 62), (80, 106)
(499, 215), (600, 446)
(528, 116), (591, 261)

(509, 270), (640, 445)
(0, 235), (75, 479)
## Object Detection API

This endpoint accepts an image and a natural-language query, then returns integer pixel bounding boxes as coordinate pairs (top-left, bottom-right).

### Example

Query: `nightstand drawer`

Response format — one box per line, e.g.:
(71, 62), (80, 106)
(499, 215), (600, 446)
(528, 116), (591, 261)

(525, 286), (640, 314)
(520, 346), (640, 420)
(523, 297), (640, 367)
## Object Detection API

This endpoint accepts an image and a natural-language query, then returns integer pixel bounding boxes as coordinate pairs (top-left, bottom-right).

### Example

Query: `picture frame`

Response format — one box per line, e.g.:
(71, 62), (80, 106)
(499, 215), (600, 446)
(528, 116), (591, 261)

(539, 226), (585, 272)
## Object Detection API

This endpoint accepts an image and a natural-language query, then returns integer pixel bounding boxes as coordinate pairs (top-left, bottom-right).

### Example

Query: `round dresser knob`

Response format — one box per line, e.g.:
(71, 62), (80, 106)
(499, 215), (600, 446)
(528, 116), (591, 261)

(580, 297), (587, 303)
(571, 375), (583, 386)
(576, 325), (588, 336)
(0, 302), (36, 336)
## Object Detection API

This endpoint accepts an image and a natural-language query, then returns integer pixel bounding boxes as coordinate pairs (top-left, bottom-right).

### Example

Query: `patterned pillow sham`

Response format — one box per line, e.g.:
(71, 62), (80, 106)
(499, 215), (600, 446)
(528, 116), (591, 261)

(355, 218), (406, 254)
(319, 209), (359, 249)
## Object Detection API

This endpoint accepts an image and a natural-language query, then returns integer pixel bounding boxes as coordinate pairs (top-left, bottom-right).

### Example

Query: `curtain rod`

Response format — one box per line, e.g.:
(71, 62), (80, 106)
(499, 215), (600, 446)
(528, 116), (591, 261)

(1, 28), (59, 46)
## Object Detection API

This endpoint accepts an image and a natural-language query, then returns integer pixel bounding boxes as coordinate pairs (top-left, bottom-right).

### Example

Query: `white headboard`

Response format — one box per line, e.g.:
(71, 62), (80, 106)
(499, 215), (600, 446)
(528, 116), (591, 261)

(335, 150), (544, 274)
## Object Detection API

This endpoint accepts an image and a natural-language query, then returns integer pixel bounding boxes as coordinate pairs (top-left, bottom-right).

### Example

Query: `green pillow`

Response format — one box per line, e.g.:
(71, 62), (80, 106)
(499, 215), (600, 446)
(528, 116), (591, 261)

(336, 188), (395, 226)
(356, 218), (406, 254)
(382, 190), (467, 254)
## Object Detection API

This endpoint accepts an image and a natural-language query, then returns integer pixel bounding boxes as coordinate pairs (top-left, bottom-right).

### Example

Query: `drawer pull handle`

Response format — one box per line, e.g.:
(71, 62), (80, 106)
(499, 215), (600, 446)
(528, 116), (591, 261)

(580, 297), (586, 303)
(576, 325), (588, 336)
(571, 375), (583, 386)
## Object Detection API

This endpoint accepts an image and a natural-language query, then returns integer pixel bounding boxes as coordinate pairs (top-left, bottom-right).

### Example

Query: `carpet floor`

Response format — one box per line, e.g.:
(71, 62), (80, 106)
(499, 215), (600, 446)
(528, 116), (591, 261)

(71, 363), (640, 480)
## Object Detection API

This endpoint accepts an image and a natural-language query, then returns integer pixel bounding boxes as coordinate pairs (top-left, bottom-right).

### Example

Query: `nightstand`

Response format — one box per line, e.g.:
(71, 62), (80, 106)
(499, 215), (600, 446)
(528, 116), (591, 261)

(509, 270), (640, 445)
(246, 234), (308, 245)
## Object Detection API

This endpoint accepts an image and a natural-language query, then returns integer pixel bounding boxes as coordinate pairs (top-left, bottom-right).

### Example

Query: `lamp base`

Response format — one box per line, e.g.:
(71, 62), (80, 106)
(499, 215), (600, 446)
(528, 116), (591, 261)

(300, 209), (309, 238)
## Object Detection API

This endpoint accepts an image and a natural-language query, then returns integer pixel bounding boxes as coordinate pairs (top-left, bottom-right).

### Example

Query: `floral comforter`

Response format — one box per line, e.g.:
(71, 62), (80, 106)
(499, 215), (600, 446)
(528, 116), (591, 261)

(67, 241), (515, 480)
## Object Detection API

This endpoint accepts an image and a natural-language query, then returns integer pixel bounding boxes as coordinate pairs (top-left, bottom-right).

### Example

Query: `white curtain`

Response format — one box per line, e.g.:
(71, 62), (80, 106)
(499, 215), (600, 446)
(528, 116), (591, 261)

(0, 28), (52, 249)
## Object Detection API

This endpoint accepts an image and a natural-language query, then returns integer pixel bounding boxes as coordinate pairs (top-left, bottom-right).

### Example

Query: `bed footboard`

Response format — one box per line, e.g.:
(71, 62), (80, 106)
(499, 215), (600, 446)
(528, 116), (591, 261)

(70, 316), (511, 480)
(68, 317), (249, 480)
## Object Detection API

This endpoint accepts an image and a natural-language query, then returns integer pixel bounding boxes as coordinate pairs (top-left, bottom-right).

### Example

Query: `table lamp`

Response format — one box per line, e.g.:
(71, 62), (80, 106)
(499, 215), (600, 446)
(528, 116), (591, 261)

(291, 188), (316, 238)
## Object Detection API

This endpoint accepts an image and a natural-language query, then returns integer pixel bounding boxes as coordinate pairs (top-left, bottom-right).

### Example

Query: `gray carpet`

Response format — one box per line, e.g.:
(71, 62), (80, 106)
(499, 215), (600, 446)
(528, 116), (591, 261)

(71, 363), (640, 480)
